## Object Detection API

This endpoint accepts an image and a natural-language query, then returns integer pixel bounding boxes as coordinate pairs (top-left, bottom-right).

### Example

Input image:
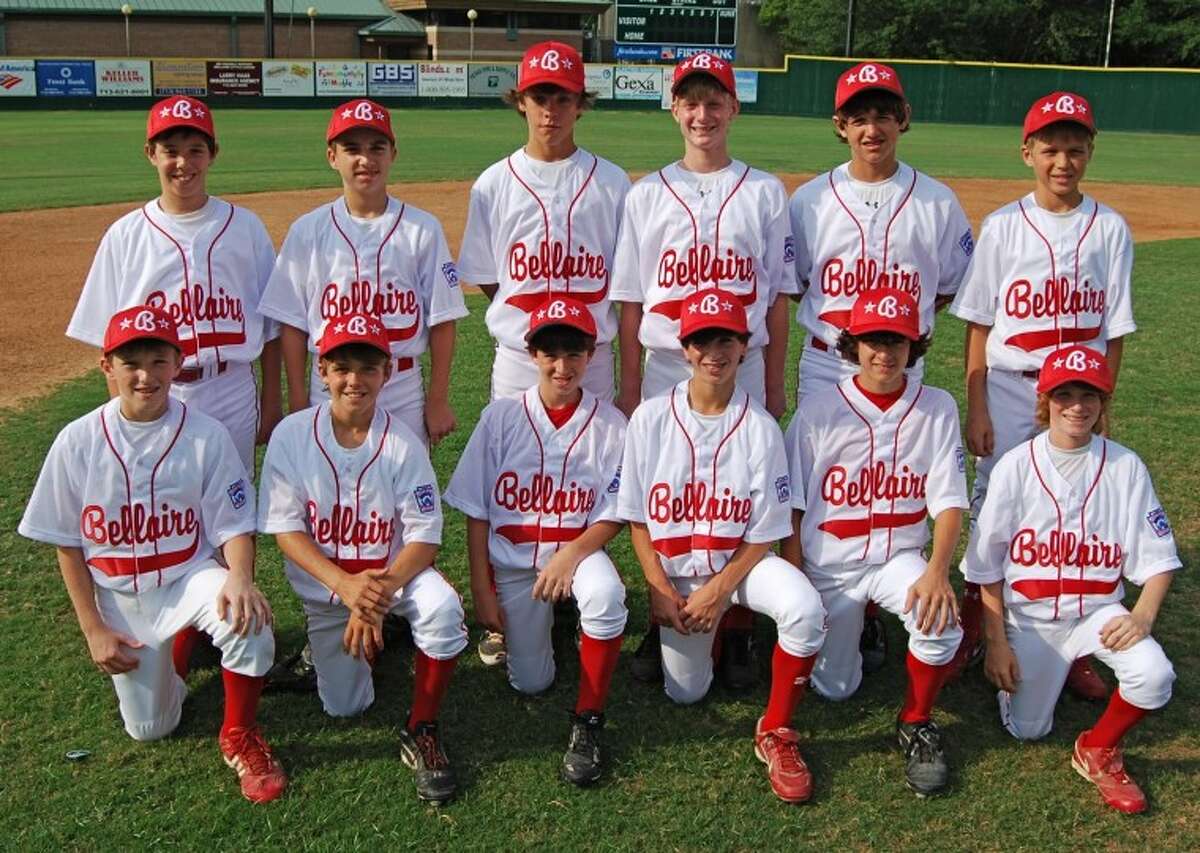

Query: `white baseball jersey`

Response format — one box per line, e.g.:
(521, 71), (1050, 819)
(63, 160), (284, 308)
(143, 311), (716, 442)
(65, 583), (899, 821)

(258, 196), (468, 365)
(950, 193), (1136, 372)
(458, 147), (630, 348)
(790, 162), (973, 345)
(786, 377), (968, 575)
(258, 403), (443, 603)
(617, 382), (793, 577)
(68, 197), (276, 368)
(19, 397), (255, 594)
(610, 160), (797, 351)
(443, 386), (627, 572)
(963, 432), (1181, 621)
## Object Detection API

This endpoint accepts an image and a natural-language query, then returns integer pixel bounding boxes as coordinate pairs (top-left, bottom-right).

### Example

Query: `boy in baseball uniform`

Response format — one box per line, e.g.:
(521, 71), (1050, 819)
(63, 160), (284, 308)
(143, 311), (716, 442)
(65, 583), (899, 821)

(69, 96), (281, 477)
(611, 53), (796, 686)
(444, 296), (628, 786)
(949, 94), (1134, 702)
(458, 41), (630, 667)
(617, 289), (827, 804)
(782, 290), (967, 797)
(19, 307), (286, 804)
(259, 99), (467, 446)
(965, 347), (1178, 814)
(258, 313), (469, 805)
(788, 61), (973, 674)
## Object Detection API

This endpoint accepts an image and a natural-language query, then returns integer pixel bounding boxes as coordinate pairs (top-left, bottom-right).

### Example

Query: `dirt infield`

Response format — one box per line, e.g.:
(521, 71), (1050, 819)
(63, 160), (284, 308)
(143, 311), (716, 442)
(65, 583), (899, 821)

(3, 174), (1199, 410)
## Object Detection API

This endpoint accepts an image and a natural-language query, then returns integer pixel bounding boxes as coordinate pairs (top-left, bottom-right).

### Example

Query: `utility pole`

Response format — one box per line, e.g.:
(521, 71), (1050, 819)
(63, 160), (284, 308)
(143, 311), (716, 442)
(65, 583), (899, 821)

(264, 0), (275, 58)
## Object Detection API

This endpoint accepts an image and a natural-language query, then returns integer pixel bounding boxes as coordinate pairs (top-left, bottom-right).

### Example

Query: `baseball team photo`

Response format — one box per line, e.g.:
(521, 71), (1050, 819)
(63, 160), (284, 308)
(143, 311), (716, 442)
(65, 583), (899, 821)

(0, 1), (1197, 849)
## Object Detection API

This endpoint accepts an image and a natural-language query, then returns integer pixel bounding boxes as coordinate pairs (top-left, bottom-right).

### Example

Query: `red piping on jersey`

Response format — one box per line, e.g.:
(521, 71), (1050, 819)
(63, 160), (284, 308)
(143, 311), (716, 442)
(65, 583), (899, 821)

(557, 398), (599, 551)
(1028, 440), (1066, 620)
(97, 401), (188, 591)
(885, 386), (924, 559)
(1076, 439), (1108, 616)
(665, 385), (751, 575)
(329, 201), (418, 343)
(312, 405), (342, 603)
(353, 412), (391, 563)
(834, 383), (877, 561)
(1015, 198), (1100, 353)
(141, 204), (201, 364)
(520, 393), (548, 571)
(204, 202), (236, 363)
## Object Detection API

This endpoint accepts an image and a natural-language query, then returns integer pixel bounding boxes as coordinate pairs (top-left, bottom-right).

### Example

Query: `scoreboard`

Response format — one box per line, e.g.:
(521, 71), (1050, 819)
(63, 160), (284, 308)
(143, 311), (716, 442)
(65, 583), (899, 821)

(615, 0), (738, 50)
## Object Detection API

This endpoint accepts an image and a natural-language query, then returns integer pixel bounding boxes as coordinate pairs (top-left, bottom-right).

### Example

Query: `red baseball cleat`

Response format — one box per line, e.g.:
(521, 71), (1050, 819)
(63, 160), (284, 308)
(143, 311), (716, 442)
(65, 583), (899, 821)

(1071, 732), (1147, 814)
(1065, 656), (1110, 702)
(220, 725), (288, 804)
(754, 717), (814, 804)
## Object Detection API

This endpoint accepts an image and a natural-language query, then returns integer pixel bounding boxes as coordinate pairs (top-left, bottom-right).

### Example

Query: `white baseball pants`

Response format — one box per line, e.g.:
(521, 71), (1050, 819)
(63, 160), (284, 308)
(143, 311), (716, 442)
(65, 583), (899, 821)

(171, 362), (257, 475)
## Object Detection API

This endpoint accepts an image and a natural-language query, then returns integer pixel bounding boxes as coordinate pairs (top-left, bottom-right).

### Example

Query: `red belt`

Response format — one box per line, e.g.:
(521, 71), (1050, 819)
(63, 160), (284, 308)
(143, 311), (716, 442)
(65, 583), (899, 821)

(652, 534), (743, 558)
(333, 556), (389, 575)
(811, 336), (829, 352)
(1012, 577), (1121, 600)
(176, 361), (228, 384)
(396, 357), (415, 372)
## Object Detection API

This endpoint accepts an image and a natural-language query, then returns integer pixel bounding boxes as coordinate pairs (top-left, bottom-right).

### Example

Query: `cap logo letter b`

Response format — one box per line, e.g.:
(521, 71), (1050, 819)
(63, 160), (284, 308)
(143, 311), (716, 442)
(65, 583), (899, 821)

(699, 293), (721, 315)
(347, 315), (368, 335)
(547, 300), (568, 320)
(1054, 94), (1077, 114)
(353, 101), (375, 121)
(134, 310), (158, 332)
(1065, 349), (1088, 372)
(172, 100), (193, 119)
(541, 50), (561, 71)
(859, 64), (879, 83)
(876, 295), (899, 318)
(691, 54), (712, 69)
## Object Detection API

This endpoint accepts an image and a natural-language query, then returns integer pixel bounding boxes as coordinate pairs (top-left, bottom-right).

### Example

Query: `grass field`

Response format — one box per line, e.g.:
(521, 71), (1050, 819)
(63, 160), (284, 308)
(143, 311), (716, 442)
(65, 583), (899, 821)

(2, 105), (1198, 848)
(2, 234), (1197, 848)
(1, 107), (1199, 211)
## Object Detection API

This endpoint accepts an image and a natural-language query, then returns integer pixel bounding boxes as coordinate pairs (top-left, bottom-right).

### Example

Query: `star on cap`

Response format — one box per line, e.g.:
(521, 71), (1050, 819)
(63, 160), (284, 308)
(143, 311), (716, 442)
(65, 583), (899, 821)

(159, 106), (171, 117)
(713, 59), (726, 69)
(899, 304), (911, 315)
(846, 73), (858, 85)
(1052, 357), (1064, 368)
(688, 303), (699, 314)
(1088, 357), (1101, 369)
(194, 106), (206, 118)
(373, 110), (384, 120)
(157, 319), (171, 329)
(1076, 102), (1088, 113)
(562, 57), (574, 69)
(369, 323), (382, 335)
(568, 305), (581, 316)
(863, 301), (876, 314)
(535, 308), (546, 320)
(1041, 101), (1054, 113)
(721, 300), (733, 311)
(120, 317), (133, 329)
(333, 322), (345, 334)
(878, 69), (891, 79)
(528, 56), (541, 69)
(341, 108), (352, 119)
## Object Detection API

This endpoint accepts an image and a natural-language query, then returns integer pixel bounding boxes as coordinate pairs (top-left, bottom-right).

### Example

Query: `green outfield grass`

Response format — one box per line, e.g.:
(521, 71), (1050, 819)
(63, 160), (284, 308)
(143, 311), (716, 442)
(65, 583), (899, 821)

(1, 234), (1196, 849)
(1, 107), (1198, 212)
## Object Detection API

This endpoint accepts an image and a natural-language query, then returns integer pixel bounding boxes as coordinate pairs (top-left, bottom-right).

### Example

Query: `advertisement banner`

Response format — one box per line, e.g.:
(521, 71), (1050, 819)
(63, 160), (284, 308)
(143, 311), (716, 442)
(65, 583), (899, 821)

(153, 59), (207, 96)
(316, 61), (367, 96)
(734, 69), (758, 104)
(467, 63), (517, 97)
(95, 59), (152, 97)
(584, 64), (614, 99)
(367, 62), (417, 97)
(418, 63), (468, 97)
(36, 60), (95, 97)
(0, 59), (37, 97)
(613, 65), (663, 101)
(262, 60), (314, 97)
(613, 44), (735, 62)
(206, 61), (262, 96)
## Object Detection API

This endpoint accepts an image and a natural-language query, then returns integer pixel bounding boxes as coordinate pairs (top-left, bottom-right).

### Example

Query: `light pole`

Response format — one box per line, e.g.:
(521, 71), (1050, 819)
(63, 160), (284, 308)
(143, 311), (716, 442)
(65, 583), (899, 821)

(1103, 0), (1116, 67)
(307, 6), (317, 59)
(467, 9), (478, 62)
(120, 4), (133, 56)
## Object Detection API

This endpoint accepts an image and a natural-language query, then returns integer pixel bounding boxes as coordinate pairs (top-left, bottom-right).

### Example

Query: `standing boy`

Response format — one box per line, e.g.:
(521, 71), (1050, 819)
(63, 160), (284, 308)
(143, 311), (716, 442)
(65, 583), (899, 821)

(617, 289), (827, 804)
(258, 313), (468, 804)
(259, 99), (467, 446)
(611, 53), (796, 684)
(457, 40), (630, 664)
(68, 95), (282, 476)
(444, 296), (628, 785)
(948, 93), (1135, 699)
(19, 306), (286, 804)
(782, 291), (967, 797)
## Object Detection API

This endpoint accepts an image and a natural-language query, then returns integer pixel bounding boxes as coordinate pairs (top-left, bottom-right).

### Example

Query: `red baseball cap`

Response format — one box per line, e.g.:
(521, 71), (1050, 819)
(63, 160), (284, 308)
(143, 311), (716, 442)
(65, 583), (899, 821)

(1036, 346), (1113, 394)
(317, 313), (391, 358)
(846, 290), (920, 340)
(103, 306), (181, 354)
(525, 296), (597, 341)
(672, 52), (737, 98)
(326, 99), (394, 144)
(678, 289), (749, 340)
(147, 96), (215, 142)
(834, 62), (905, 110)
(1023, 91), (1096, 139)
(518, 42), (585, 93)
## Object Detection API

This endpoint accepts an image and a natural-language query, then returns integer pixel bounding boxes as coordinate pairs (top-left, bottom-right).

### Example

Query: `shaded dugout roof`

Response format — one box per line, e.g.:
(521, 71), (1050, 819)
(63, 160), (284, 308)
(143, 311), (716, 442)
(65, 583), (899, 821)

(0, 0), (393, 18)
(358, 14), (424, 37)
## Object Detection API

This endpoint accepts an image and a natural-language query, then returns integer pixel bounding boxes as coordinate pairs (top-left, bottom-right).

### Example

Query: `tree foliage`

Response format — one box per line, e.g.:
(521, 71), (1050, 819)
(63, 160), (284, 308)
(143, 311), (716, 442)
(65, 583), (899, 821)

(756, 0), (1200, 67)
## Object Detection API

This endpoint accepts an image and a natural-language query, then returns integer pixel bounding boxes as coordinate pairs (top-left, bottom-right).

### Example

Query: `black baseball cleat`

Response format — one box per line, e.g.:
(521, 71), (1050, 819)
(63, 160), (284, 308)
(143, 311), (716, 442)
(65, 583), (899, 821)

(399, 721), (457, 804)
(716, 628), (757, 692)
(860, 613), (888, 674)
(630, 624), (662, 683)
(896, 718), (949, 797)
(264, 643), (317, 693)
(561, 710), (606, 786)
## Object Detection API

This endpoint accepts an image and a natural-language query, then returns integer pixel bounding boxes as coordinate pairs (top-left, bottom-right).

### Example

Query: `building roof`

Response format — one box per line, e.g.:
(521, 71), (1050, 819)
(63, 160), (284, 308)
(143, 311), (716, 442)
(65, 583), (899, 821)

(358, 13), (423, 36)
(388, 0), (610, 11)
(0, 0), (393, 18)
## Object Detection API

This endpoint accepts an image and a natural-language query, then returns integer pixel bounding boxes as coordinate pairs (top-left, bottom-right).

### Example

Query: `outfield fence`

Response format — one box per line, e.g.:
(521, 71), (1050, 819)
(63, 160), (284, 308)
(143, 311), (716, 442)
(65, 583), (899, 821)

(1, 53), (1196, 133)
